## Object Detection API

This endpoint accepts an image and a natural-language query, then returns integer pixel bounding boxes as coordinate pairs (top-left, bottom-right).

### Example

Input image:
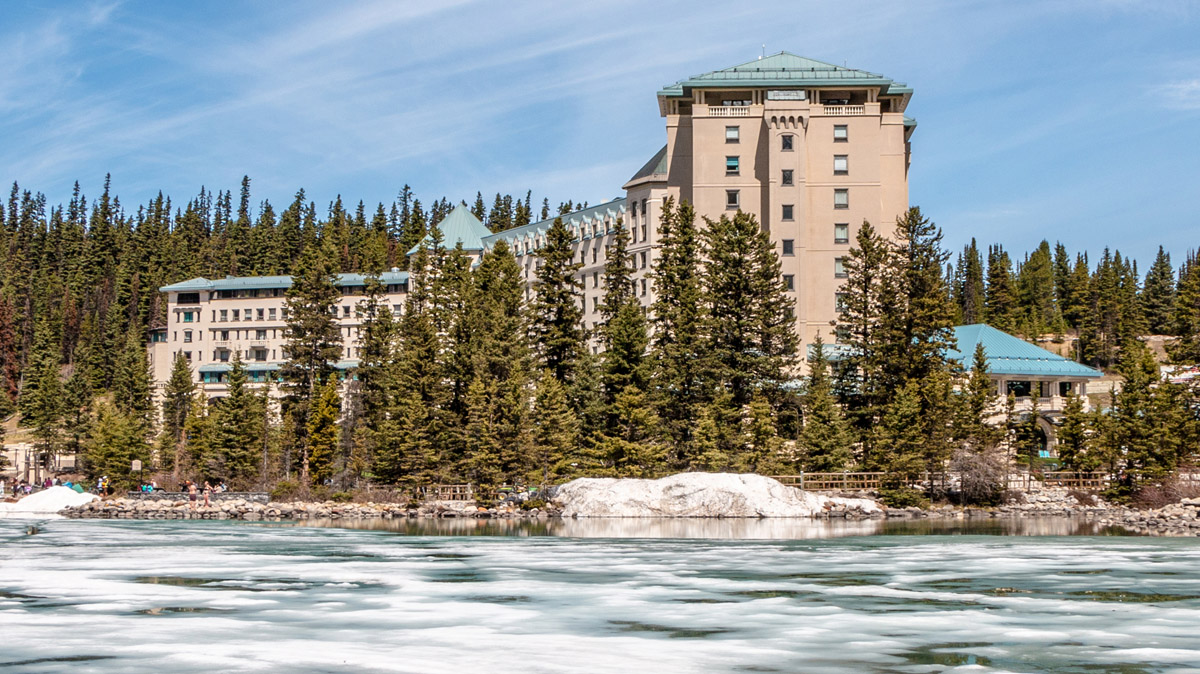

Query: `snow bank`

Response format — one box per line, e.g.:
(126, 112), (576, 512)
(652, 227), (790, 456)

(0, 486), (98, 517)
(553, 472), (880, 518)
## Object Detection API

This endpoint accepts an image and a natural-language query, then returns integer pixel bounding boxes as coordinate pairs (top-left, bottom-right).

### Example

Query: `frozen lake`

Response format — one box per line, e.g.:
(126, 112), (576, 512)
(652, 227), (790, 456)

(2, 518), (1199, 672)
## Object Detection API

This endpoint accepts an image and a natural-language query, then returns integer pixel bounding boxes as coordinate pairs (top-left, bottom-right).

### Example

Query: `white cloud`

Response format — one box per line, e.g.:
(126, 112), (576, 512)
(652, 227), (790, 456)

(1154, 79), (1200, 110)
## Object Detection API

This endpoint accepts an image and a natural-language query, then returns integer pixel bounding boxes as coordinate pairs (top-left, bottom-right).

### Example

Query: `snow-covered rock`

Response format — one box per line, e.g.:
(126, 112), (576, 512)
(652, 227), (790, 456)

(553, 473), (880, 518)
(0, 486), (98, 517)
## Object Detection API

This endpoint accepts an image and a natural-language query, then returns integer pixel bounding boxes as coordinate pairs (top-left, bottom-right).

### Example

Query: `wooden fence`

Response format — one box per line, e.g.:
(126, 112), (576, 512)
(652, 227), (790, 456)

(1006, 471), (1112, 491)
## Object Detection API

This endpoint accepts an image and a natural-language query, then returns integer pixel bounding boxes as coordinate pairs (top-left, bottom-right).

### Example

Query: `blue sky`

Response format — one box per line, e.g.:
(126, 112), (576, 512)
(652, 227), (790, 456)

(2, 0), (1198, 265)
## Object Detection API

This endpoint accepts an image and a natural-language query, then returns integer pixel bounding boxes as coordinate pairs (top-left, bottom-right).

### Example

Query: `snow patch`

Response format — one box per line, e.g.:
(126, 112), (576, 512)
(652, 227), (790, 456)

(0, 486), (98, 517)
(553, 472), (880, 518)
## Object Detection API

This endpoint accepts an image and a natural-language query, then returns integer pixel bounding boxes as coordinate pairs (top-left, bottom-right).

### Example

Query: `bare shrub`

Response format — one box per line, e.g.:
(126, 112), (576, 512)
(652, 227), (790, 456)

(1132, 469), (1200, 509)
(1067, 489), (1098, 506)
(951, 449), (1007, 506)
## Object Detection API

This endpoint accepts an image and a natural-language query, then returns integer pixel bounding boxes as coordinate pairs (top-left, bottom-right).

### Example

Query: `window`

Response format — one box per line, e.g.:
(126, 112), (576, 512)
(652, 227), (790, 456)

(640, 251), (647, 269)
(592, 297), (600, 312)
(183, 351), (192, 362)
(725, 125), (739, 143)
(177, 292), (200, 305)
(726, 190), (740, 209)
(632, 201), (638, 218)
(183, 330), (193, 343)
(640, 279), (647, 297)
(834, 189), (849, 209)
(231, 309), (240, 321)
(641, 199), (647, 222)
(1006, 381), (1033, 398)
(781, 169), (793, 186)
(220, 309), (228, 322)
(220, 330), (229, 340)
(181, 311), (195, 323)
(640, 225), (647, 241)
(268, 308), (276, 320)
(836, 292), (849, 312)
(1059, 382), (1073, 397)
(834, 124), (848, 142)
(256, 308), (265, 321)
(592, 248), (598, 264)
(593, 272), (599, 289)
(834, 223), (849, 244)
(217, 350), (230, 362)
(782, 239), (795, 256)
(834, 257), (847, 278)
(256, 329), (267, 340)
(343, 306), (351, 317)
(781, 204), (794, 221)
(834, 155), (848, 175)
(251, 348), (267, 362)
(784, 274), (795, 291)
(725, 156), (739, 175)
(781, 135), (794, 151)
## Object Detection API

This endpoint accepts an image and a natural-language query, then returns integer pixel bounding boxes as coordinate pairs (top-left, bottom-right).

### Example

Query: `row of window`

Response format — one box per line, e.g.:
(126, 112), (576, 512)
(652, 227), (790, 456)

(725, 156), (848, 178)
(778, 227), (850, 255)
(725, 125), (849, 147)
(724, 188), (851, 210)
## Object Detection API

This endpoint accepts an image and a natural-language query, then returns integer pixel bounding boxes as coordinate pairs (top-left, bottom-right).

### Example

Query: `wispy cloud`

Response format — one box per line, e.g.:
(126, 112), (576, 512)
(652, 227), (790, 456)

(1154, 79), (1200, 110)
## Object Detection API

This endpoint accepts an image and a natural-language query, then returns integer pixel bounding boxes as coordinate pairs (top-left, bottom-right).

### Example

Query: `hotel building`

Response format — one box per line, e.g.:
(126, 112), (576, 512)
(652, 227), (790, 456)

(151, 52), (916, 396)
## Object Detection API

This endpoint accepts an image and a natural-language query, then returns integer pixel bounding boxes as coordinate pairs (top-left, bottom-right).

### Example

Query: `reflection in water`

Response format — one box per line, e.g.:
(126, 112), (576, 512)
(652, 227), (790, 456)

(286, 515), (1138, 539)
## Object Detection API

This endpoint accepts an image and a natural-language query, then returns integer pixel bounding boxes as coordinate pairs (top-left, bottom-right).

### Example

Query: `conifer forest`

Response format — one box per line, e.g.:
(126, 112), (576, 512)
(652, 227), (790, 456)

(1, 177), (1197, 501)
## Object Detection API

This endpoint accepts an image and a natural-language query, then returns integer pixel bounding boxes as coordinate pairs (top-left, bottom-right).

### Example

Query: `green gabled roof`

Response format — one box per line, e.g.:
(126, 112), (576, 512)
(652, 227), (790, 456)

(658, 52), (911, 97)
(160, 270), (409, 293)
(626, 145), (668, 184)
(407, 203), (493, 256)
(482, 198), (627, 249)
(949, 325), (1102, 379)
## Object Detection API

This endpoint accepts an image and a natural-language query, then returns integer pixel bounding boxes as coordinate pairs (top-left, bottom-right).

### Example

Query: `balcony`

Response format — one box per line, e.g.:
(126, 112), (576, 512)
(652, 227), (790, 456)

(709, 106), (749, 117)
(821, 105), (866, 116)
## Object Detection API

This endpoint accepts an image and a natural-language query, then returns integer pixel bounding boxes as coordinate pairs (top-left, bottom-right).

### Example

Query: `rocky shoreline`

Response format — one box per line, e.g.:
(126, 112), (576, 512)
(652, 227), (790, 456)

(54, 484), (1200, 536)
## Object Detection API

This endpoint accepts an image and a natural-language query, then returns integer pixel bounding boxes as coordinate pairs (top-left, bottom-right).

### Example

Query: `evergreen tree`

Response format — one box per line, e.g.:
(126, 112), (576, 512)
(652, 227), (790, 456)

(529, 371), (578, 486)
(305, 377), (340, 487)
(701, 210), (797, 406)
(598, 217), (648, 423)
(280, 243), (342, 478)
(205, 356), (264, 486)
(955, 239), (985, 324)
(159, 353), (194, 478)
(799, 336), (853, 472)
(1056, 392), (1094, 470)
(1016, 241), (1056, 336)
(530, 217), (585, 386)
(985, 245), (1017, 332)
(1142, 246), (1175, 335)
(85, 401), (151, 490)
(648, 198), (708, 467)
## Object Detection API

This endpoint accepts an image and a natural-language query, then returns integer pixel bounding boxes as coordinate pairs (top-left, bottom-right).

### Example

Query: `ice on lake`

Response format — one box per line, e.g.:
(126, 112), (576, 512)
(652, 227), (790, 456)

(1, 518), (1199, 673)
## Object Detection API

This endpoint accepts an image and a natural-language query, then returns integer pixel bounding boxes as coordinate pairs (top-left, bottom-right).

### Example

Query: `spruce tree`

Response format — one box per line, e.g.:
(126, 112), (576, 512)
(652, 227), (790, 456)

(530, 371), (578, 486)
(159, 353), (194, 479)
(530, 216), (585, 386)
(1056, 392), (1094, 470)
(206, 356), (264, 486)
(280, 243), (342, 477)
(800, 337), (853, 472)
(985, 245), (1017, 332)
(649, 198), (708, 467)
(701, 210), (797, 406)
(598, 217), (648, 409)
(1142, 246), (1175, 335)
(955, 239), (986, 325)
(306, 377), (340, 487)
(85, 401), (151, 490)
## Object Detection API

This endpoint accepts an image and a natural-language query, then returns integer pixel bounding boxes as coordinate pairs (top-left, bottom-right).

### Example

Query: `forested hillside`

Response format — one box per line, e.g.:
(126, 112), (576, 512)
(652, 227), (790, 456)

(1, 176), (1197, 499)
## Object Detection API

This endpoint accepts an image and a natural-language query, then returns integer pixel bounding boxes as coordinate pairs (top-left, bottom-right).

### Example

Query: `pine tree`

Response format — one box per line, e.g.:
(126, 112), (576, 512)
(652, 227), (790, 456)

(1142, 246), (1175, 335)
(529, 371), (578, 486)
(956, 343), (1001, 453)
(649, 198), (708, 467)
(985, 245), (1017, 332)
(1016, 241), (1056, 336)
(85, 401), (151, 490)
(800, 336), (853, 472)
(1170, 253), (1200, 362)
(1056, 392), (1094, 470)
(955, 239), (985, 324)
(280, 243), (342, 478)
(598, 217), (648, 420)
(701, 210), (797, 406)
(463, 378), (503, 492)
(112, 327), (153, 426)
(205, 356), (264, 486)
(530, 217), (585, 386)
(305, 377), (340, 487)
(159, 353), (194, 478)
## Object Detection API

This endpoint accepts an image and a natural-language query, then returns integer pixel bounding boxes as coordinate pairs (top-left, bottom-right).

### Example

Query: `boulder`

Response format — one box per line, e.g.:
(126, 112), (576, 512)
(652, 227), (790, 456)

(553, 473), (880, 518)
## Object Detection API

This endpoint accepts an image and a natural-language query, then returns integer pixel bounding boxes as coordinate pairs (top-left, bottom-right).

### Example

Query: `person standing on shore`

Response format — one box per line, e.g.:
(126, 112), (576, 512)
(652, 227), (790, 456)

(202, 481), (212, 507)
(188, 482), (198, 510)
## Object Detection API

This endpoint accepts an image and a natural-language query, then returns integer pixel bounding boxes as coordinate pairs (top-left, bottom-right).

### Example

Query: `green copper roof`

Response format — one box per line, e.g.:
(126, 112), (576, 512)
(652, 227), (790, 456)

(626, 145), (668, 184)
(949, 325), (1101, 378)
(659, 52), (912, 97)
(160, 270), (409, 293)
(407, 203), (493, 256)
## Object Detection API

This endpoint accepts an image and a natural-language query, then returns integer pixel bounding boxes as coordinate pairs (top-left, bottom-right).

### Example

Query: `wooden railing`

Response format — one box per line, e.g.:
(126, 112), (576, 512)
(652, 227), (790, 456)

(1006, 472), (1112, 491)
(773, 473), (887, 492)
